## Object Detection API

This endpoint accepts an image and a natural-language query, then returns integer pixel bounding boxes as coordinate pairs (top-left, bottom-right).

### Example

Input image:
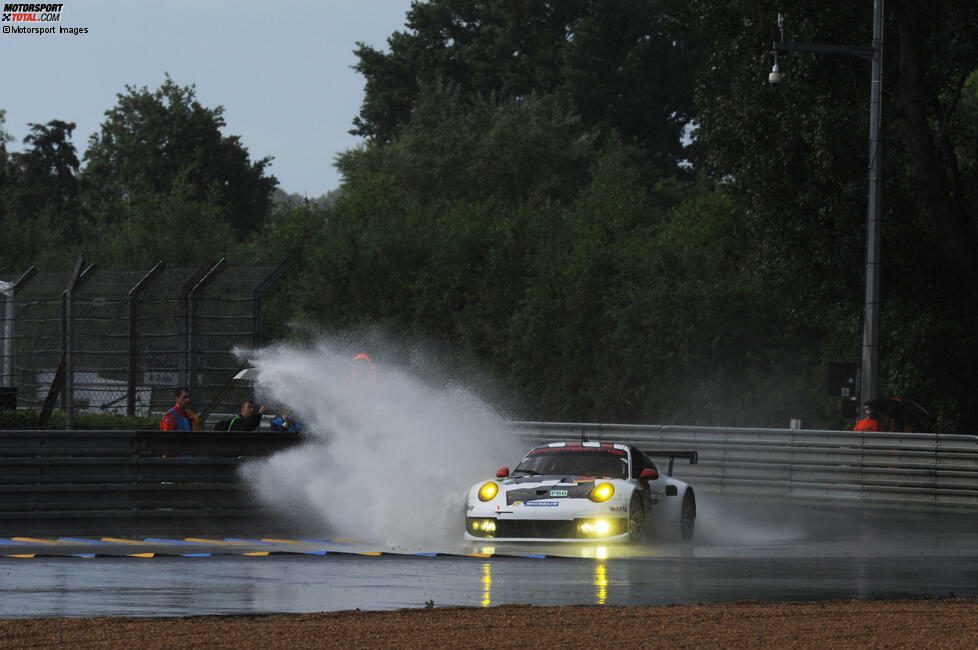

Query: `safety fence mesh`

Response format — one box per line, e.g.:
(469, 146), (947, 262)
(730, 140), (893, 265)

(0, 260), (290, 427)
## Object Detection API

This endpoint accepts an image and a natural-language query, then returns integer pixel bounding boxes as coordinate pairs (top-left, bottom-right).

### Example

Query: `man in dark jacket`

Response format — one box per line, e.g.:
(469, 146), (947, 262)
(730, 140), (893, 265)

(227, 400), (266, 431)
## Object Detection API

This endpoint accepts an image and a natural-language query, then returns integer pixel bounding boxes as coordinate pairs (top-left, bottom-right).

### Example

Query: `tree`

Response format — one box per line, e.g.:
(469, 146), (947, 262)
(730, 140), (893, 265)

(0, 119), (81, 270)
(282, 0), (977, 430)
(337, 82), (600, 207)
(81, 75), (277, 240)
(352, 0), (701, 175)
(0, 202), (70, 270)
(0, 110), (11, 183)
(4, 120), (81, 237)
(94, 170), (239, 267)
(686, 0), (978, 430)
(0, 110), (13, 231)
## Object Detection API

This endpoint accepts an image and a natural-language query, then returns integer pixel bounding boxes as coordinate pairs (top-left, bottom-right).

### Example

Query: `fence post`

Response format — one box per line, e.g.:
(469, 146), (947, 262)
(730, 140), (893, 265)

(63, 256), (86, 430)
(127, 261), (166, 416)
(0, 267), (38, 392)
(186, 259), (226, 390)
(252, 259), (293, 349)
(178, 262), (218, 390)
(0, 281), (9, 391)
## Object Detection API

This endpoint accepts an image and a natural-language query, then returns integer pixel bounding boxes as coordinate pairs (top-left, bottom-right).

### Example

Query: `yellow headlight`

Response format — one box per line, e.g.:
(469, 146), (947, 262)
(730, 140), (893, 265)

(578, 519), (612, 536)
(478, 481), (499, 502)
(590, 482), (615, 502)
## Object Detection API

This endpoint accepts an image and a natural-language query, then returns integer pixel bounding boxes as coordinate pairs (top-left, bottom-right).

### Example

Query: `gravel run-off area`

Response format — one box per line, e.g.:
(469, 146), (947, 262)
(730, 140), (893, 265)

(2, 598), (977, 648)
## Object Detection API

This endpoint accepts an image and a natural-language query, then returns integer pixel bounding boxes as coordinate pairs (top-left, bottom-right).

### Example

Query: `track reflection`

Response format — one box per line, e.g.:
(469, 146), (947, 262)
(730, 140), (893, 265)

(481, 562), (491, 607)
(1, 497), (976, 618)
(594, 561), (607, 605)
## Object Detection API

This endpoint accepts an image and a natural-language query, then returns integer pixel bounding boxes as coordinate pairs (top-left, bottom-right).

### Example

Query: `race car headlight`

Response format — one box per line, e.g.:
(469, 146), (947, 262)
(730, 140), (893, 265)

(467, 518), (497, 538)
(478, 481), (499, 502)
(589, 482), (615, 503)
(471, 519), (496, 533)
(578, 519), (612, 536)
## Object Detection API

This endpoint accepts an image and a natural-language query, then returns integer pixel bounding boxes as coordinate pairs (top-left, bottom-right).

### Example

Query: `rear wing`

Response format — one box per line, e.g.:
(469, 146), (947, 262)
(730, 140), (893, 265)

(643, 450), (698, 477)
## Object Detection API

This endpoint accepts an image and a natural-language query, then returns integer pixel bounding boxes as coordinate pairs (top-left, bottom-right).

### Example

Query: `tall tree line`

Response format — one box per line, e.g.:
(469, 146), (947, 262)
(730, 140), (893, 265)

(0, 75), (277, 272)
(2, 1), (976, 432)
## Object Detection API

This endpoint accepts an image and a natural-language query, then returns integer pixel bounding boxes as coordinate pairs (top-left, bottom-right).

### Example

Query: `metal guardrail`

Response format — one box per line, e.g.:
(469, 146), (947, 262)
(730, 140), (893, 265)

(1, 422), (975, 537)
(0, 429), (301, 537)
(510, 422), (978, 508)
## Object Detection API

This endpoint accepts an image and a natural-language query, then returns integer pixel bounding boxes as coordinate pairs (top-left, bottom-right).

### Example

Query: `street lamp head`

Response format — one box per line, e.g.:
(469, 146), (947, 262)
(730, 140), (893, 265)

(769, 12), (785, 85)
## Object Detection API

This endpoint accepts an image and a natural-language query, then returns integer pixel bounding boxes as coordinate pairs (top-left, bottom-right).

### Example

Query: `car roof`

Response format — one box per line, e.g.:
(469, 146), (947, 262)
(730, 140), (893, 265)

(528, 441), (630, 455)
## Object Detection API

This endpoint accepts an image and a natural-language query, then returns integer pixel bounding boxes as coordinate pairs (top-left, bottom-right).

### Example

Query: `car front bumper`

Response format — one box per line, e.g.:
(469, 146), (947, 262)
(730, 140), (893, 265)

(464, 514), (630, 542)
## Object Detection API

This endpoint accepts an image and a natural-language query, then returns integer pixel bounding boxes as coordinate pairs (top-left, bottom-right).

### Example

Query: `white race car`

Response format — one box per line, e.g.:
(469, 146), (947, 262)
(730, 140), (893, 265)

(464, 440), (697, 543)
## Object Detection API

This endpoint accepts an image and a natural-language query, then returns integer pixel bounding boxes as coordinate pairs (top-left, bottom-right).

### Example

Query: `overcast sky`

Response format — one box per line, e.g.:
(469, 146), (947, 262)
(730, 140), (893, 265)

(0, 0), (415, 196)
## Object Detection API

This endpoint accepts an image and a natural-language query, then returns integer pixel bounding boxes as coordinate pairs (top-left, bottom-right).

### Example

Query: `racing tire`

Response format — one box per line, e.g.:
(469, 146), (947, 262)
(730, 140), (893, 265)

(627, 492), (645, 543)
(680, 490), (696, 541)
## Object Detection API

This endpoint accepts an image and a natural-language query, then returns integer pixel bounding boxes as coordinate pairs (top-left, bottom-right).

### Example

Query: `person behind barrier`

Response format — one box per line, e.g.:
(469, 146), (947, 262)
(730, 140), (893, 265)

(270, 411), (302, 432)
(159, 387), (200, 431)
(226, 399), (267, 432)
(346, 352), (379, 396)
(853, 402), (881, 432)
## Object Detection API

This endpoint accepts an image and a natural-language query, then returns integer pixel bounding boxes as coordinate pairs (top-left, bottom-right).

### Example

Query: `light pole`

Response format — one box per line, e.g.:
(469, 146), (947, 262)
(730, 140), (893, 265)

(768, 2), (884, 405)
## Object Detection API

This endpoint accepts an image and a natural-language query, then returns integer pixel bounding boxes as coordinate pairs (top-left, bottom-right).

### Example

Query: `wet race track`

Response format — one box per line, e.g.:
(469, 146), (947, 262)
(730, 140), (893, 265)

(1, 495), (976, 618)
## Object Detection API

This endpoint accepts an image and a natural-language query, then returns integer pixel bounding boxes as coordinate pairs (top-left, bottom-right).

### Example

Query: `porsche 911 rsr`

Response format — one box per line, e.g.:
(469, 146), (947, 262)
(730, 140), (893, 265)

(464, 440), (697, 543)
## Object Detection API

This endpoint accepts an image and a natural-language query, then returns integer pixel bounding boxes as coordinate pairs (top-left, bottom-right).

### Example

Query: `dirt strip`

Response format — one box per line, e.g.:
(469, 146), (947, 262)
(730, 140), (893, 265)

(1, 598), (977, 648)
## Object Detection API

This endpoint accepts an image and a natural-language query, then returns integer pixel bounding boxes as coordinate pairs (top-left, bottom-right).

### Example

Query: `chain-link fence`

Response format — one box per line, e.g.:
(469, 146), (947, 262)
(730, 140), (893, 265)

(0, 258), (291, 428)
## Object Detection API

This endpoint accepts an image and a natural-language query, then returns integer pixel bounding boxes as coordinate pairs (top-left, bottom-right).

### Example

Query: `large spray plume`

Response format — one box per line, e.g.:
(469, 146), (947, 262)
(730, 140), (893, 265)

(238, 339), (522, 549)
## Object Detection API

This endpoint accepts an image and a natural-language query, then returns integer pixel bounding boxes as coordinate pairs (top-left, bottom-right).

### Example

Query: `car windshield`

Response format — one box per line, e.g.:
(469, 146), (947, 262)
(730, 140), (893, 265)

(513, 450), (628, 479)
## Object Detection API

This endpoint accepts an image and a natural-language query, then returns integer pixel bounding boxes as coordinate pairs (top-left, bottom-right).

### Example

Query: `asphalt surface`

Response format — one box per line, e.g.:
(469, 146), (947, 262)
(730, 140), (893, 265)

(1, 495), (976, 617)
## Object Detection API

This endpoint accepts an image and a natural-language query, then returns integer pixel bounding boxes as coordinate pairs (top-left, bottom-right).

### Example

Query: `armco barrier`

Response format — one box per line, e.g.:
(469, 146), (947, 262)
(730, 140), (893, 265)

(511, 422), (978, 508)
(2, 423), (976, 537)
(0, 429), (301, 537)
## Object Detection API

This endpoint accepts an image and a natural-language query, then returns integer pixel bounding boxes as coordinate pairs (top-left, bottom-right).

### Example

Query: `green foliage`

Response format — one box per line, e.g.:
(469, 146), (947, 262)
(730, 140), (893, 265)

(690, 0), (869, 320)
(339, 84), (599, 208)
(506, 143), (657, 420)
(0, 120), (81, 270)
(352, 0), (700, 174)
(245, 200), (331, 342)
(4, 120), (80, 236)
(0, 109), (11, 148)
(0, 409), (158, 430)
(319, 132), (801, 425)
(92, 170), (240, 267)
(0, 203), (69, 270)
(0, 109), (10, 189)
(504, 144), (791, 424)
(686, 0), (978, 430)
(81, 74), (277, 241)
(255, 201), (328, 264)
(957, 69), (978, 219)
(4, 3), (977, 433)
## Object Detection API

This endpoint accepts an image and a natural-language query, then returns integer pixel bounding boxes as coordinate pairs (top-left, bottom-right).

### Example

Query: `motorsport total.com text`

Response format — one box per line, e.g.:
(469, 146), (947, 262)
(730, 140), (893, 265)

(2, 3), (62, 22)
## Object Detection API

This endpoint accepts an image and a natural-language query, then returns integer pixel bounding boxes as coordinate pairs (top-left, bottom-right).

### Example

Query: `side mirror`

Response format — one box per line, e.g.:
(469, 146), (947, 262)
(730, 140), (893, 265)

(496, 467), (510, 478)
(640, 468), (659, 481)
